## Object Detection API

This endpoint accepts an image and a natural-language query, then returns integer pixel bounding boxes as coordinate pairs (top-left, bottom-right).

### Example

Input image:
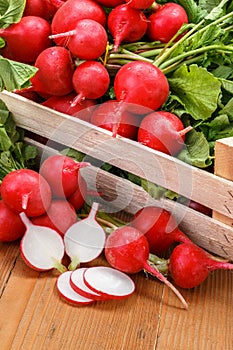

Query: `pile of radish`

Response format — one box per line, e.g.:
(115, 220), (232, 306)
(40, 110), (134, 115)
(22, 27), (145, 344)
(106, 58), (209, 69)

(1, 0), (233, 309)
(0, 0), (195, 155)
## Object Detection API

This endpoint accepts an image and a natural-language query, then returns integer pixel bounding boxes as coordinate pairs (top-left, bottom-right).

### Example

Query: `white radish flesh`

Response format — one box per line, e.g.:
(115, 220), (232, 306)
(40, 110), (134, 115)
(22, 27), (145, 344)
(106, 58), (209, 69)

(57, 271), (94, 305)
(20, 212), (66, 272)
(64, 202), (106, 270)
(70, 267), (106, 300)
(83, 266), (135, 299)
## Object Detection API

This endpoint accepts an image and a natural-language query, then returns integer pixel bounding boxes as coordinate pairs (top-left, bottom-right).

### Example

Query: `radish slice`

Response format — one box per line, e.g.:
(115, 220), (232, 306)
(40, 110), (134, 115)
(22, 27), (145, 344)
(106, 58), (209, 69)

(19, 212), (66, 272)
(57, 271), (94, 305)
(70, 268), (107, 300)
(83, 266), (135, 299)
(64, 202), (106, 270)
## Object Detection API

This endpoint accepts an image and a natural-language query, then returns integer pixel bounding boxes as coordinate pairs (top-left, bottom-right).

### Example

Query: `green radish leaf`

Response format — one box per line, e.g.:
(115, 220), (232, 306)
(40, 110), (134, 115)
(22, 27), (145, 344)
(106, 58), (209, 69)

(0, 0), (26, 28)
(204, 0), (228, 20)
(0, 56), (37, 91)
(168, 64), (221, 120)
(174, 0), (205, 23)
(220, 79), (233, 94)
(177, 129), (212, 168)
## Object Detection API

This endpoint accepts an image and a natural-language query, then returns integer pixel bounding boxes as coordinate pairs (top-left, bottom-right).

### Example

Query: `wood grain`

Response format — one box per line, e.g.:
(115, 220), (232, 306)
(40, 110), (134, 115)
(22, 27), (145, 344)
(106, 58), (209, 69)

(213, 138), (233, 226)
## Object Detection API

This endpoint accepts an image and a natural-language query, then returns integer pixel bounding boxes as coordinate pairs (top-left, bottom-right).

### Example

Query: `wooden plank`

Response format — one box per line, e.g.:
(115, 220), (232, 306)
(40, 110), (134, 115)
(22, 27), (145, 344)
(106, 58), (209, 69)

(157, 270), (233, 349)
(213, 138), (233, 226)
(2, 91), (233, 220)
(0, 242), (19, 295)
(0, 255), (165, 350)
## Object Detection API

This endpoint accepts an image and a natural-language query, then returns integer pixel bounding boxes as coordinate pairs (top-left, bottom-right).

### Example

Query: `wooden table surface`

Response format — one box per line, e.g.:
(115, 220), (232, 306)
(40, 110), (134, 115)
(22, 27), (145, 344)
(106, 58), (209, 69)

(1, 240), (233, 350)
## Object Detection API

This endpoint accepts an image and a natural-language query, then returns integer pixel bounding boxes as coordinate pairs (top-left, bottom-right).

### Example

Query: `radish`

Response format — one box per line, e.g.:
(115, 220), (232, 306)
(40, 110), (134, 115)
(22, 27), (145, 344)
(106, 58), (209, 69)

(70, 267), (105, 300)
(49, 19), (108, 60)
(130, 206), (191, 254)
(0, 200), (26, 242)
(41, 93), (97, 121)
(39, 154), (89, 198)
(105, 226), (188, 308)
(1, 169), (52, 217)
(169, 242), (233, 289)
(126, 0), (154, 9)
(57, 271), (95, 305)
(64, 202), (106, 270)
(95, 0), (124, 7)
(30, 46), (74, 97)
(137, 111), (192, 155)
(67, 175), (87, 211)
(147, 3), (188, 43)
(83, 266), (135, 299)
(71, 61), (110, 106)
(51, 0), (107, 46)
(0, 16), (52, 63)
(23, 0), (58, 20)
(19, 212), (66, 272)
(187, 200), (212, 217)
(114, 61), (169, 112)
(31, 199), (77, 237)
(107, 4), (148, 51)
(90, 100), (140, 139)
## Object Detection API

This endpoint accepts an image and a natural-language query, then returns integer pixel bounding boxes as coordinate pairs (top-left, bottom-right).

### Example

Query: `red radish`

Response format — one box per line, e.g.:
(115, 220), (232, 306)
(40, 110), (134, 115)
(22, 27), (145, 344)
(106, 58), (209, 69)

(0, 16), (52, 63)
(138, 111), (192, 155)
(20, 212), (66, 272)
(39, 154), (89, 198)
(107, 4), (148, 51)
(49, 19), (108, 60)
(72, 61), (110, 106)
(70, 267), (105, 300)
(31, 199), (77, 237)
(57, 271), (95, 305)
(51, 0), (107, 46)
(30, 46), (74, 97)
(83, 266), (135, 299)
(147, 3), (188, 43)
(95, 0), (124, 7)
(1, 169), (52, 217)
(169, 242), (233, 289)
(187, 200), (212, 217)
(91, 100), (140, 139)
(47, 0), (65, 8)
(13, 90), (43, 103)
(23, 0), (58, 20)
(130, 206), (191, 254)
(126, 0), (154, 9)
(68, 176), (87, 211)
(64, 202), (106, 270)
(41, 93), (97, 121)
(114, 61), (169, 112)
(0, 200), (26, 242)
(105, 226), (188, 308)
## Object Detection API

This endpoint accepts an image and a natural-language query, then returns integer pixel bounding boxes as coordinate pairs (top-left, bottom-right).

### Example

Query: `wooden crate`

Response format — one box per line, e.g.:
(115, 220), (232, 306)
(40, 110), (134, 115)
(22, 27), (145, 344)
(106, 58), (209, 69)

(1, 90), (233, 350)
(1, 90), (233, 259)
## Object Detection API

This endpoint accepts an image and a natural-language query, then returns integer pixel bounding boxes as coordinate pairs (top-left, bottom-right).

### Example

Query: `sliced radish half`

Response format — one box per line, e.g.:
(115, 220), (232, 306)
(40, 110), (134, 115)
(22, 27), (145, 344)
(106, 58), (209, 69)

(83, 266), (135, 299)
(20, 212), (66, 272)
(64, 202), (106, 270)
(70, 267), (107, 301)
(57, 271), (94, 305)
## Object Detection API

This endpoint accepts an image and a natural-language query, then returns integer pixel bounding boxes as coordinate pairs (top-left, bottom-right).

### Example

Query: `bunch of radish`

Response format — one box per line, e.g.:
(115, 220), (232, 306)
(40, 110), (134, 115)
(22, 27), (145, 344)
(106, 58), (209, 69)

(0, 0), (193, 153)
(0, 154), (87, 242)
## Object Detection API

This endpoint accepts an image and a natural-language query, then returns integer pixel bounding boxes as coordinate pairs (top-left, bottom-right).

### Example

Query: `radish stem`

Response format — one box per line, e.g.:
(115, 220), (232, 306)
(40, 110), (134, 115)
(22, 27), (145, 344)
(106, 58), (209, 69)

(144, 261), (188, 309)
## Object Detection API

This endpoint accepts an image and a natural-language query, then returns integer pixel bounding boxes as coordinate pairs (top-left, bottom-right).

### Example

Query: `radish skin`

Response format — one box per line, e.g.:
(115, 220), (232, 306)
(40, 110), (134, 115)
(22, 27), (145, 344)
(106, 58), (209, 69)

(105, 226), (188, 309)
(57, 271), (95, 305)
